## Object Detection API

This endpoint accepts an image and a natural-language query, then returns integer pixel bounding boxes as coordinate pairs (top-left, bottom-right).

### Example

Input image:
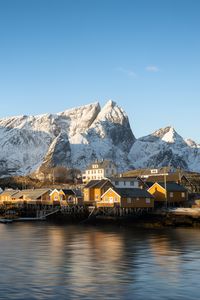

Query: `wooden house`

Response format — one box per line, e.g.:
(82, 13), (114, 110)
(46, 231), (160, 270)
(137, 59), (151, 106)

(97, 187), (154, 209)
(0, 189), (20, 204)
(82, 160), (117, 183)
(109, 177), (139, 188)
(62, 189), (83, 205)
(147, 182), (188, 207)
(50, 189), (83, 205)
(15, 189), (52, 205)
(50, 189), (66, 205)
(83, 179), (113, 205)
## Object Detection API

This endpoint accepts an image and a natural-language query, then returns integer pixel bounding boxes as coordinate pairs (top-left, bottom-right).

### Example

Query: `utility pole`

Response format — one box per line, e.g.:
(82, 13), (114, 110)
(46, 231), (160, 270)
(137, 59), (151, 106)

(164, 166), (167, 208)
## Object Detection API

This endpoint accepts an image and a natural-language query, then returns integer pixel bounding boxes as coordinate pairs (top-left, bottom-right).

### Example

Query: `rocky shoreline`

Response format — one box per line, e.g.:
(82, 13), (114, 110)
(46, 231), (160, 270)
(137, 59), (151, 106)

(2, 207), (200, 228)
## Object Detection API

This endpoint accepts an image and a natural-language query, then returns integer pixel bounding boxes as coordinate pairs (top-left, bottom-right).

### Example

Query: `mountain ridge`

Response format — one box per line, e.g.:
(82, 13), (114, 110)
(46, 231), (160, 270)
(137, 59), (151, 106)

(0, 101), (199, 177)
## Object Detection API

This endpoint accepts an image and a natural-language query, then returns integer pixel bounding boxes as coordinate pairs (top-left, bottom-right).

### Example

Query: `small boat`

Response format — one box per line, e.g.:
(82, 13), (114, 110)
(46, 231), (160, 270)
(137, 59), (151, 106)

(0, 219), (13, 223)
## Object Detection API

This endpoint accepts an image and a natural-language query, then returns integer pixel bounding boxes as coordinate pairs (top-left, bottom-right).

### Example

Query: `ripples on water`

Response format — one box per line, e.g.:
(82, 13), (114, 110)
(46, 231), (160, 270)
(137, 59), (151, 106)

(0, 223), (200, 299)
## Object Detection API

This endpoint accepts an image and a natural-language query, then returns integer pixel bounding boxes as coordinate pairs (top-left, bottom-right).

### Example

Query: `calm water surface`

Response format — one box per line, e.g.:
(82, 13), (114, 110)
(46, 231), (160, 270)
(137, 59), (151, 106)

(0, 222), (200, 299)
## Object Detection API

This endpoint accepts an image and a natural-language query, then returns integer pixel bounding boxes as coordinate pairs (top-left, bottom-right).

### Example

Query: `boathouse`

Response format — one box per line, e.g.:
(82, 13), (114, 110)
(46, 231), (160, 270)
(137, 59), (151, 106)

(97, 187), (154, 209)
(83, 179), (113, 205)
(147, 182), (188, 207)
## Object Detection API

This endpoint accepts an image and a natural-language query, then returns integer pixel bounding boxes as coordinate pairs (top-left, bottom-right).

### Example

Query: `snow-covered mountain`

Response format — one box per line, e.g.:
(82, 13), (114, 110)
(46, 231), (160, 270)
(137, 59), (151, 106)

(128, 126), (200, 171)
(0, 101), (200, 178)
(0, 100), (135, 177)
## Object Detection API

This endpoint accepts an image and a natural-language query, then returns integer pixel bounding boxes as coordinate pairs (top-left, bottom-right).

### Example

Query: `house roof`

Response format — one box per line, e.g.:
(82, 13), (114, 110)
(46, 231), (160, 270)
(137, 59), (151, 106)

(115, 188), (154, 198)
(143, 174), (181, 183)
(16, 189), (51, 200)
(109, 177), (138, 182)
(84, 179), (112, 189)
(84, 180), (101, 188)
(0, 189), (20, 197)
(72, 189), (82, 197)
(155, 182), (187, 192)
(145, 182), (155, 188)
(86, 160), (116, 170)
(62, 189), (76, 196)
(122, 167), (172, 177)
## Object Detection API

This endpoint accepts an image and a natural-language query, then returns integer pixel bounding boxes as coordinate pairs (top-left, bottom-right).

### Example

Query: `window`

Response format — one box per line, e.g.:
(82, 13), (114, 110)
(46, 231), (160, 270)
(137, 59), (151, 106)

(170, 192), (174, 198)
(127, 198), (131, 204)
(114, 197), (118, 203)
(105, 197), (109, 202)
(136, 197), (140, 201)
(181, 192), (185, 198)
(146, 198), (151, 204)
(109, 197), (113, 203)
(124, 181), (126, 186)
(88, 170), (90, 174)
(92, 164), (98, 168)
(130, 181), (135, 186)
(95, 195), (99, 199)
(115, 181), (119, 186)
(151, 169), (158, 174)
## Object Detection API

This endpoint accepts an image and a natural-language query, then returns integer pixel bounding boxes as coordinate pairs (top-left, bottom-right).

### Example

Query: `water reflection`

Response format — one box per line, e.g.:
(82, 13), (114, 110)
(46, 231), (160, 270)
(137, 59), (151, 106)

(0, 224), (200, 299)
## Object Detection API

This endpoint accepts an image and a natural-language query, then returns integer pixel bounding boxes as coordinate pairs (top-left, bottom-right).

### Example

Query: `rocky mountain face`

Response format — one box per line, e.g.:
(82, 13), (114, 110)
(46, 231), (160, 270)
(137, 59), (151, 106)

(0, 100), (135, 177)
(0, 101), (200, 178)
(128, 126), (200, 171)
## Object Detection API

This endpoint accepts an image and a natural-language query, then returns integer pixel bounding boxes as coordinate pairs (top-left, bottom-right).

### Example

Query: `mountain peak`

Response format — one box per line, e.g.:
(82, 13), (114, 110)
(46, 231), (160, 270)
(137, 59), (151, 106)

(104, 99), (117, 108)
(94, 100), (128, 125)
(152, 126), (181, 143)
(185, 138), (199, 148)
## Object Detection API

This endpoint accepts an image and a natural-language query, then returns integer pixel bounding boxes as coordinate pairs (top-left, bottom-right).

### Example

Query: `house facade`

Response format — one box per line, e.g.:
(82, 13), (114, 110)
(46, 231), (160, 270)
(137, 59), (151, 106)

(50, 189), (83, 205)
(97, 187), (154, 209)
(147, 182), (188, 206)
(0, 189), (52, 205)
(82, 160), (117, 183)
(110, 177), (139, 189)
(0, 189), (20, 204)
(83, 179), (113, 205)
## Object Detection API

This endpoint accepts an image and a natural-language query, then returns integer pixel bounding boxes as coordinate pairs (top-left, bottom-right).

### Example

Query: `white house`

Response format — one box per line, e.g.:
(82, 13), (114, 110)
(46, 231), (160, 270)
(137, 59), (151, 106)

(82, 160), (117, 183)
(110, 177), (139, 188)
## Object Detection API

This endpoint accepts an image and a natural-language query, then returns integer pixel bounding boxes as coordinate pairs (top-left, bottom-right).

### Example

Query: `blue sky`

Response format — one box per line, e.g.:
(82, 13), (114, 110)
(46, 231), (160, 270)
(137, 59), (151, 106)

(0, 0), (200, 142)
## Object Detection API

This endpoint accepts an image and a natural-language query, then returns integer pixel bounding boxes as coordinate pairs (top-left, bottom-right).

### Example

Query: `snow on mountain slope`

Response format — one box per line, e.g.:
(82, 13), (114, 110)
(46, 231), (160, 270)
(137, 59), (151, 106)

(128, 126), (200, 172)
(0, 102), (200, 178)
(0, 101), (135, 177)
(68, 100), (136, 171)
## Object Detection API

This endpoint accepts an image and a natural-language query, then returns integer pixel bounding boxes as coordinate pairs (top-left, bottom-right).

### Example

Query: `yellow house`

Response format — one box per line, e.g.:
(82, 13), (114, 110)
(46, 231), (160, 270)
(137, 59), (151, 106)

(97, 187), (154, 208)
(0, 189), (20, 204)
(50, 189), (83, 205)
(83, 179), (113, 205)
(50, 189), (66, 205)
(62, 189), (83, 205)
(148, 182), (188, 206)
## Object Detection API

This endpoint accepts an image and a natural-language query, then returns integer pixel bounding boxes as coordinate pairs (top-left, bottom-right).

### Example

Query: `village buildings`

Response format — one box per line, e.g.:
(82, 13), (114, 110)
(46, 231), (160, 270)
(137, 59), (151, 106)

(83, 177), (154, 209)
(0, 163), (196, 215)
(0, 188), (83, 206)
